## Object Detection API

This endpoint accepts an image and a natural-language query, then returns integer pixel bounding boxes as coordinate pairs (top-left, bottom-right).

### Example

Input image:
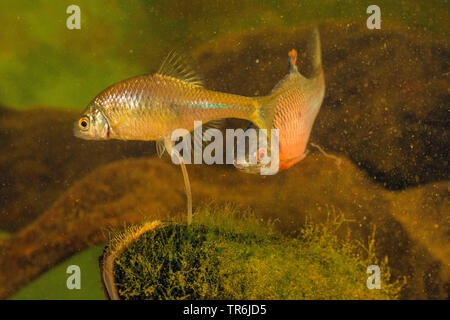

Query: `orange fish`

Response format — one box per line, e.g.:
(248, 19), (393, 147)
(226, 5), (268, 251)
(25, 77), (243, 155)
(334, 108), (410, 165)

(234, 27), (325, 174)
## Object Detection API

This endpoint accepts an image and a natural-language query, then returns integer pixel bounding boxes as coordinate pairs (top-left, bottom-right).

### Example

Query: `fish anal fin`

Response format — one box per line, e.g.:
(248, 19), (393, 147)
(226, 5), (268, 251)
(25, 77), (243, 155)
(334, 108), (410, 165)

(203, 119), (225, 133)
(191, 119), (225, 149)
(158, 51), (204, 87)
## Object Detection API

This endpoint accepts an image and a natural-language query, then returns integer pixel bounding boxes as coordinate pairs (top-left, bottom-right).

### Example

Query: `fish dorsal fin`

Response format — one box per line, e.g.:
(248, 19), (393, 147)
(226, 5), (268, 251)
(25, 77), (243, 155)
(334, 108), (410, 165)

(269, 49), (305, 95)
(288, 49), (299, 73)
(157, 51), (204, 87)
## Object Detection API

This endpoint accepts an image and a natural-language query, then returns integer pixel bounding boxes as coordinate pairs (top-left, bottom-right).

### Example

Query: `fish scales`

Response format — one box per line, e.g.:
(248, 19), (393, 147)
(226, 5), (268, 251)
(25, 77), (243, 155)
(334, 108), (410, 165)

(233, 27), (325, 173)
(75, 27), (324, 174)
(91, 74), (258, 141)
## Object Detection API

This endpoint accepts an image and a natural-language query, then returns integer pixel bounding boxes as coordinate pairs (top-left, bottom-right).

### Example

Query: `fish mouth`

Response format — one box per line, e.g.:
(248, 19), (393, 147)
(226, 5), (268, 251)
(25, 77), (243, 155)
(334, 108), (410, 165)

(233, 159), (262, 174)
(73, 119), (111, 140)
(73, 122), (93, 140)
(73, 123), (85, 139)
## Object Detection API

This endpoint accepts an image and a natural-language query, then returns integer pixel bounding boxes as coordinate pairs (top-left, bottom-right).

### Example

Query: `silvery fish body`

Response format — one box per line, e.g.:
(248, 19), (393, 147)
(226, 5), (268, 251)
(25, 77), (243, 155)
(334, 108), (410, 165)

(78, 74), (261, 141)
(74, 54), (274, 150)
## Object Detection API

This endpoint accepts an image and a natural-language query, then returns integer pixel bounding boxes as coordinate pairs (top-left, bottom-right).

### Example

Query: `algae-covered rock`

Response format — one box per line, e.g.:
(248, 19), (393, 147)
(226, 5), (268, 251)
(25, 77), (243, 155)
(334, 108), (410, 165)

(103, 208), (401, 300)
(0, 154), (447, 299)
(388, 182), (450, 298)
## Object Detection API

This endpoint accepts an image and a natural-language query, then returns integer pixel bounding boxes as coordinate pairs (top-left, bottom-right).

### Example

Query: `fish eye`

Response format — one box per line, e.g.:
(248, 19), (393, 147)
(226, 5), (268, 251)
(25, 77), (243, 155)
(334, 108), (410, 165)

(257, 148), (267, 162)
(78, 117), (89, 130)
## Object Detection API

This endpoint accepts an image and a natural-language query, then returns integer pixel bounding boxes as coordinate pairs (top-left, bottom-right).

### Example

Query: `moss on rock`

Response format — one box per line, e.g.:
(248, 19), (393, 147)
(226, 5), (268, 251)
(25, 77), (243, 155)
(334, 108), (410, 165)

(110, 206), (401, 300)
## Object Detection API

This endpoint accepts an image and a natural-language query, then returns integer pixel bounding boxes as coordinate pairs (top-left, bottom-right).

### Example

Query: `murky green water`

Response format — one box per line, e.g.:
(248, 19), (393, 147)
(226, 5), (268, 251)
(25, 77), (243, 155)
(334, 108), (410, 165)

(0, 1), (448, 300)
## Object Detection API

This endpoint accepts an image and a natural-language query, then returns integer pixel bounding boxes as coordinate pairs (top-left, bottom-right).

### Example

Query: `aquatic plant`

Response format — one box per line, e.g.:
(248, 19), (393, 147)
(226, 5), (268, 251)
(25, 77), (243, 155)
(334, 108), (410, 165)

(102, 205), (402, 300)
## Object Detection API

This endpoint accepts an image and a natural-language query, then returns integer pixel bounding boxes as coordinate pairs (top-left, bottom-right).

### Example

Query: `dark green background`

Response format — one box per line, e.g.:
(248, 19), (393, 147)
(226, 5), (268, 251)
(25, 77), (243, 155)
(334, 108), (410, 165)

(1, 0), (447, 110)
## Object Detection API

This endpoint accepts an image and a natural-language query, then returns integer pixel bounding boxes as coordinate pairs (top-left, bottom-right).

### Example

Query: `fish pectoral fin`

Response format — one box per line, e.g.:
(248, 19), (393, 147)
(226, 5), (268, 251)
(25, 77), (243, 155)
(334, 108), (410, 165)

(157, 50), (204, 87)
(163, 137), (175, 158)
(156, 140), (166, 158)
(163, 130), (193, 160)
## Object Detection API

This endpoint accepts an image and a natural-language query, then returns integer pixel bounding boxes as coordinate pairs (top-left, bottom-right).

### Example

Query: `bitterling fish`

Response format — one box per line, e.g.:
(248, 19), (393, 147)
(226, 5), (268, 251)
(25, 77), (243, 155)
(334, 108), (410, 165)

(74, 53), (277, 156)
(234, 27), (325, 173)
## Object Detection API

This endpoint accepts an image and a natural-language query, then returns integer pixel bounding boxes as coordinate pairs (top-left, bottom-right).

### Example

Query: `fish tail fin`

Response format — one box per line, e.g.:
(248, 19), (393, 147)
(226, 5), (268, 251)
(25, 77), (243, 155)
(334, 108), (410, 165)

(251, 94), (279, 131)
(309, 26), (322, 76)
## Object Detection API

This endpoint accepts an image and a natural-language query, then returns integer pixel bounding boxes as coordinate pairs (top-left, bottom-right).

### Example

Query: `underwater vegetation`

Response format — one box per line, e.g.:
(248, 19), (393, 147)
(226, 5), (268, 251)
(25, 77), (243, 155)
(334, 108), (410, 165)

(103, 207), (401, 300)
(0, 3), (448, 300)
(0, 153), (447, 299)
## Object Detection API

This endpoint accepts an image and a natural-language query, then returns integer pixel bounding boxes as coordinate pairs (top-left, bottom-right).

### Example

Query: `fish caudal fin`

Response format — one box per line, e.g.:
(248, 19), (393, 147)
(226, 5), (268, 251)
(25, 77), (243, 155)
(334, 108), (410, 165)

(252, 94), (278, 131)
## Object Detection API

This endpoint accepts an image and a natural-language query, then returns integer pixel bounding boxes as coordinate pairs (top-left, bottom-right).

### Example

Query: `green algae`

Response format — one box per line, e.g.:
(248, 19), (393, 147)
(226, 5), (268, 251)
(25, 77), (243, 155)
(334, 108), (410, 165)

(112, 206), (402, 300)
